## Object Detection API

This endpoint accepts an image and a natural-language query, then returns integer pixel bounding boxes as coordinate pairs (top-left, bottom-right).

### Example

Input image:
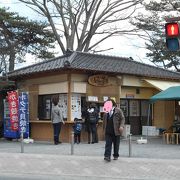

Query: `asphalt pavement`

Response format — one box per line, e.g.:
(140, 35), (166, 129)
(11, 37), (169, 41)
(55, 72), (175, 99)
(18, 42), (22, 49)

(0, 136), (180, 180)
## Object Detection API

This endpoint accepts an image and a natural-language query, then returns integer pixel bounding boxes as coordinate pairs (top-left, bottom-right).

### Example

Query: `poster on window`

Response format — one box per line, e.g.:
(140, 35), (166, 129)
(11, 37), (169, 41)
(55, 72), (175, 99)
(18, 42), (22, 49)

(45, 99), (51, 119)
(19, 92), (29, 135)
(71, 94), (81, 120)
(59, 94), (68, 119)
(7, 91), (19, 131)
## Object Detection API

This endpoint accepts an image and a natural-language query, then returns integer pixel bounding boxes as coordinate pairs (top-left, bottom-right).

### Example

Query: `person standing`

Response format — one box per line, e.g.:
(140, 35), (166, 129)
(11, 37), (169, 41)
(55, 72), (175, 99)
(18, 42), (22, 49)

(103, 99), (125, 162)
(73, 118), (82, 144)
(86, 103), (99, 144)
(51, 95), (64, 145)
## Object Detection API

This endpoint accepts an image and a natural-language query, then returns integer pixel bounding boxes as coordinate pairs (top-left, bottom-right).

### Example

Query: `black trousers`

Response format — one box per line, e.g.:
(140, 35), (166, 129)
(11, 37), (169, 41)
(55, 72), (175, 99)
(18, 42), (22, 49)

(104, 133), (120, 158)
(53, 122), (62, 144)
(87, 123), (97, 143)
(74, 133), (81, 143)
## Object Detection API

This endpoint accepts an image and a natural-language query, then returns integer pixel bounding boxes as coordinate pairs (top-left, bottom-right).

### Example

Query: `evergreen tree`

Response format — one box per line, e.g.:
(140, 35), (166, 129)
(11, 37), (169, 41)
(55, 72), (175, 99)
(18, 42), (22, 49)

(0, 7), (56, 72)
(131, 0), (180, 71)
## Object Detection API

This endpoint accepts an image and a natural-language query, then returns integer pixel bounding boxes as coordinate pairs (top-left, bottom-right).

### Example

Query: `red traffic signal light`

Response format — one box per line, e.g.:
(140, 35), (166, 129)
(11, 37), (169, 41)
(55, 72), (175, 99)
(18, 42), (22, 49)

(165, 22), (179, 36)
(165, 22), (180, 51)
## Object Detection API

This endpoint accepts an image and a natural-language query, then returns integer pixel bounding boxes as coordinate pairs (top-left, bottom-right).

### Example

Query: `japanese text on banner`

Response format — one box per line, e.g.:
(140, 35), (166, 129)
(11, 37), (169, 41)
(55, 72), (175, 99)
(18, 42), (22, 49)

(19, 92), (29, 134)
(8, 91), (19, 131)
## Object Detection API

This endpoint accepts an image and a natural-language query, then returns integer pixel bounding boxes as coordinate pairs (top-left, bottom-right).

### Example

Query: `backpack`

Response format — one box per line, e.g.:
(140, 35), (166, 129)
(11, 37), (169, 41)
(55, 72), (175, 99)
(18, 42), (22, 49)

(75, 123), (82, 132)
(88, 111), (97, 123)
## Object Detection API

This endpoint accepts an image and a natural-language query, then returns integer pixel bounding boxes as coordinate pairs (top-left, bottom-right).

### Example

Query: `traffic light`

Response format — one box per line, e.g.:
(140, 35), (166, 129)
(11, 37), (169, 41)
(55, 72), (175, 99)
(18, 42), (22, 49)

(165, 22), (180, 51)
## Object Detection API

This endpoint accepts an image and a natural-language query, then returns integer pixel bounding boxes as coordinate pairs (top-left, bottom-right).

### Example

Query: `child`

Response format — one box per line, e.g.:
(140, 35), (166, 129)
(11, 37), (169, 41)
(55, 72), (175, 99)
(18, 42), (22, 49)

(73, 118), (82, 144)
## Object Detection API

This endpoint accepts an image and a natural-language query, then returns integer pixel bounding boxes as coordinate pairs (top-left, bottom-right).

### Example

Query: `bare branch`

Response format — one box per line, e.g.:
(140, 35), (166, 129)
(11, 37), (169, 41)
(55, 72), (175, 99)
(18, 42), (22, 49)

(18, 0), (142, 54)
(91, 47), (114, 53)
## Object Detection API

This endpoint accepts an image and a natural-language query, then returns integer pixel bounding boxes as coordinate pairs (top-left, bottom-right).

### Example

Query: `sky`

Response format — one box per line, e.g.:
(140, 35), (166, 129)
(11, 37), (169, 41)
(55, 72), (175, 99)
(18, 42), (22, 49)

(0, 0), (156, 69)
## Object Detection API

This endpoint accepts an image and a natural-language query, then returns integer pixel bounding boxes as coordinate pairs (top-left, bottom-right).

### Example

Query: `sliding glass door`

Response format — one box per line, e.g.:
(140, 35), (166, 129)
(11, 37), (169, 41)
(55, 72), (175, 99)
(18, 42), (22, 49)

(120, 99), (151, 135)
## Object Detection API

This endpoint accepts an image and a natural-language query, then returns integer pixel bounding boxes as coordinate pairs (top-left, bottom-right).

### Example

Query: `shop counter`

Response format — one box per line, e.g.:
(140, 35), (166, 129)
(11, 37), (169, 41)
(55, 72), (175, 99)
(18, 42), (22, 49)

(29, 120), (104, 142)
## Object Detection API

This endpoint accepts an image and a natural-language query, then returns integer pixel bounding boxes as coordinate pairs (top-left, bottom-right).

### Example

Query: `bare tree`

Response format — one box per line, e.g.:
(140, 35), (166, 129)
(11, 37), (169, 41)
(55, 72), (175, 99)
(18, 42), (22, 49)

(18, 0), (142, 54)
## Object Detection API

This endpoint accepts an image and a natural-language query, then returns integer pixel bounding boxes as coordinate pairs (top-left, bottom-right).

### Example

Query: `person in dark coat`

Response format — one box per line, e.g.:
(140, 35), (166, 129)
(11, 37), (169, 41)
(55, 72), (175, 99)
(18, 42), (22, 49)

(86, 103), (99, 144)
(103, 99), (125, 162)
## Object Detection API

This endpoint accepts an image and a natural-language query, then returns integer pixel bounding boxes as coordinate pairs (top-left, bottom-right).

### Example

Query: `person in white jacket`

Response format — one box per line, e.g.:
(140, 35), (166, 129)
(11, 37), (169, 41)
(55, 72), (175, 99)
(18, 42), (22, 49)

(51, 95), (64, 145)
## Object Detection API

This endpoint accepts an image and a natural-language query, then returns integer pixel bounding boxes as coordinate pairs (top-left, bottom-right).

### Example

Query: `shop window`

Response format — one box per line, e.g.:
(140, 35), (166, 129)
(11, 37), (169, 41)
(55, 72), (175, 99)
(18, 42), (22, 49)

(141, 100), (152, 126)
(59, 94), (68, 120)
(129, 100), (140, 117)
(141, 100), (149, 116)
(120, 100), (128, 117)
(38, 95), (53, 120)
(38, 94), (68, 120)
(81, 96), (87, 119)
(38, 94), (89, 121)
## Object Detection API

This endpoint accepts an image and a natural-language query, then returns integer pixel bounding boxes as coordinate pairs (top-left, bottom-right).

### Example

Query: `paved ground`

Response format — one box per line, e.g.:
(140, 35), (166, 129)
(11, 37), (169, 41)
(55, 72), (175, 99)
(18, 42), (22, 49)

(0, 136), (180, 179)
(1, 136), (180, 159)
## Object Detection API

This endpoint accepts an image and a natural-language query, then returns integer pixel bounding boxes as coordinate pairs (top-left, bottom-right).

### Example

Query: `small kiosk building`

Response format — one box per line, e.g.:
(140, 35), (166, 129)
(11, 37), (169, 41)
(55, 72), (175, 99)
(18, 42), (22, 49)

(3, 51), (180, 142)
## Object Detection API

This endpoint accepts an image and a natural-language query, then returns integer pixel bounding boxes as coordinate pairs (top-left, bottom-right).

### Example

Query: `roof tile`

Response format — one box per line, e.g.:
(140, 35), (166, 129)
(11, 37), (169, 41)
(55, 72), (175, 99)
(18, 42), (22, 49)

(8, 51), (180, 80)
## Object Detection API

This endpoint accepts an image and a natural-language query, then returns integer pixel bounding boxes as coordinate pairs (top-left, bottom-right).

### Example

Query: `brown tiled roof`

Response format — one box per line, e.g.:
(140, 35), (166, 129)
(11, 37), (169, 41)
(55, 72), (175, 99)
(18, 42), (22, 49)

(8, 51), (180, 80)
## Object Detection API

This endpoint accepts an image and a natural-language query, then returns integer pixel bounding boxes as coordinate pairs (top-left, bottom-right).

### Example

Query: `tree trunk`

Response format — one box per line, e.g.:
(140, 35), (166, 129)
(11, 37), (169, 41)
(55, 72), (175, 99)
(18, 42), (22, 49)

(9, 50), (15, 71)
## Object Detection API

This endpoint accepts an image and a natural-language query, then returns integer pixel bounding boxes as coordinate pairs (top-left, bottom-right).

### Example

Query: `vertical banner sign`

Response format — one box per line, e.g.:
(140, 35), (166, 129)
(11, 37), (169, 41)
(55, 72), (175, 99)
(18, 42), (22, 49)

(19, 92), (29, 136)
(7, 91), (19, 131)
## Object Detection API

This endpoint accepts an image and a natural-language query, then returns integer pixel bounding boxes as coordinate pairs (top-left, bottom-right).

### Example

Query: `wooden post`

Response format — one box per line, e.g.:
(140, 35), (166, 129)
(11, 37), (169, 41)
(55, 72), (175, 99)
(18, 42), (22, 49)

(67, 73), (72, 121)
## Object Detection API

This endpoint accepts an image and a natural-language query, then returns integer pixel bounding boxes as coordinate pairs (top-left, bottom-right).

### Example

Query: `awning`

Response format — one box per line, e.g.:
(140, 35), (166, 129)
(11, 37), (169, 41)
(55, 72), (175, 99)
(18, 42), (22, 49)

(150, 86), (180, 103)
(144, 79), (180, 91)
